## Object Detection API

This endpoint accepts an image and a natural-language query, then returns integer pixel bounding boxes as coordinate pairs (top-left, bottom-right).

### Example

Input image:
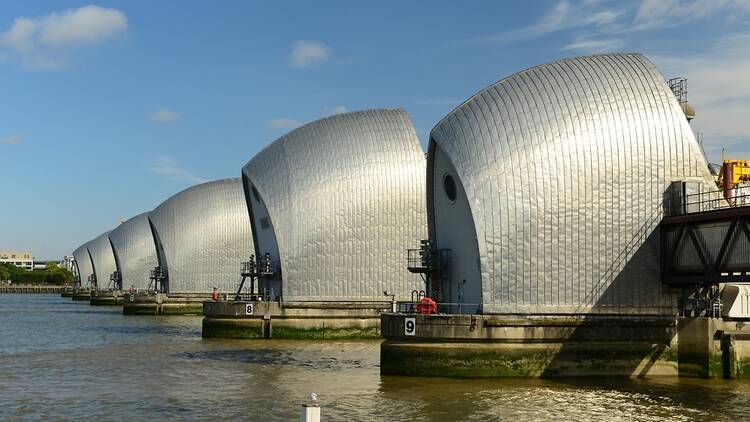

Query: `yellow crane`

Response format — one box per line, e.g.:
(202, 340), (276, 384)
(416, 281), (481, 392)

(717, 159), (750, 202)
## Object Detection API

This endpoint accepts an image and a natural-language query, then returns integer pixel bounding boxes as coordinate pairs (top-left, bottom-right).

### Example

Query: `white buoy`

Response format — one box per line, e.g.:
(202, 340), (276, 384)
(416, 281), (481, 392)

(300, 392), (320, 422)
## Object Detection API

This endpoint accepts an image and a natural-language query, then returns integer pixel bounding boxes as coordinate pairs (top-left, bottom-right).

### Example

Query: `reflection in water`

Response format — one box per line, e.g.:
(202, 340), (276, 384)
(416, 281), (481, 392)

(1, 294), (749, 421)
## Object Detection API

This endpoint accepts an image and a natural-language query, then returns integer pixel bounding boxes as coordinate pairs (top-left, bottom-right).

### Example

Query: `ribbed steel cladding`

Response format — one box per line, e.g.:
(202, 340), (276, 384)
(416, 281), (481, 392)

(108, 212), (158, 291)
(87, 231), (117, 287)
(242, 109), (427, 301)
(430, 53), (716, 315)
(146, 178), (253, 294)
(72, 243), (95, 286)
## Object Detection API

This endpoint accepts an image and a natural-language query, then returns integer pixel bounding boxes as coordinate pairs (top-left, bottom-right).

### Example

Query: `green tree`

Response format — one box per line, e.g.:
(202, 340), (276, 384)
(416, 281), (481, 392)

(0, 262), (75, 285)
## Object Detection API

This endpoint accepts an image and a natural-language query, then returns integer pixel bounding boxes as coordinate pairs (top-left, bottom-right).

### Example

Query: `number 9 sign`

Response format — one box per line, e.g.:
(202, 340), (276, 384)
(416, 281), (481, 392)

(404, 317), (416, 336)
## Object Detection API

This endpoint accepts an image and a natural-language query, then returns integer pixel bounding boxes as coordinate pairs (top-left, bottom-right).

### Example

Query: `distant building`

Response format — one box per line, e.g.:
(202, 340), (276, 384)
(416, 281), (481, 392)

(60, 255), (75, 272)
(0, 251), (34, 271)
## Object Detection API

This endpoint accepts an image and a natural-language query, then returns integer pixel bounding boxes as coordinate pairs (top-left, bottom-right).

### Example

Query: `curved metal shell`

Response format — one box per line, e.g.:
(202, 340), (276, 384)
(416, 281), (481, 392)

(72, 243), (94, 286)
(428, 53), (715, 315)
(148, 178), (253, 294)
(242, 109), (427, 301)
(108, 212), (158, 291)
(88, 230), (117, 288)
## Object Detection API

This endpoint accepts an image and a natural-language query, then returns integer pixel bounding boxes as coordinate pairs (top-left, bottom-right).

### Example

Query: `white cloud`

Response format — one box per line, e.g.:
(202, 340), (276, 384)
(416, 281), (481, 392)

(459, 1), (750, 161)
(290, 40), (330, 68)
(39, 5), (127, 46)
(269, 118), (301, 129)
(562, 37), (624, 53)
(2, 18), (37, 53)
(324, 105), (348, 116)
(0, 134), (25, 145)
(151, 108), (180, 123)
(0, 5), (126, 69)
(147, 156), (205, 183)
(633, 0), (749, 31)
(465, 1), (624, 44)
(463, 0), (750, 50)
(652, 33), (750, 161)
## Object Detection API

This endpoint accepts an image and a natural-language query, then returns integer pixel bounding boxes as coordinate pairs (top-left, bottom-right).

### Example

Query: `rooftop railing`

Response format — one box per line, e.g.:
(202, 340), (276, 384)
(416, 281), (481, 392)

(664, 188), (750, 217)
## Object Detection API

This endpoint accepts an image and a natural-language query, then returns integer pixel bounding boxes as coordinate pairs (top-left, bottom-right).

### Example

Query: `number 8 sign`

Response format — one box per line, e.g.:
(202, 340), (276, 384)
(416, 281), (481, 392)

(404, 317), (416, 336)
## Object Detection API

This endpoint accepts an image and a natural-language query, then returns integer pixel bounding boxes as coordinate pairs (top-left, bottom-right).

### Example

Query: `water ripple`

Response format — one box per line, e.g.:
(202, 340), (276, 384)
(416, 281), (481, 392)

(1, 294), (749, 421)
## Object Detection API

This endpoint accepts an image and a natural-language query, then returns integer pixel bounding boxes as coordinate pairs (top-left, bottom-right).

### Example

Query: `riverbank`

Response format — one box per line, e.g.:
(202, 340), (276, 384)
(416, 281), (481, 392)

(0, 284), (64, 294)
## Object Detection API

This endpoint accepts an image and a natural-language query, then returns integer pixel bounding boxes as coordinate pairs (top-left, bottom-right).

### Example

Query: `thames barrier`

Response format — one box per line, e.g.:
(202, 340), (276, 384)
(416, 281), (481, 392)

(51, 53), (750, 380)
(6, 1), (750, 418)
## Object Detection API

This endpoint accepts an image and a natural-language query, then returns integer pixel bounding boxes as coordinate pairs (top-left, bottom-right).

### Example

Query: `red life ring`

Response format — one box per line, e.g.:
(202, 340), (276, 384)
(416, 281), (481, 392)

(416, 297), (437, 315)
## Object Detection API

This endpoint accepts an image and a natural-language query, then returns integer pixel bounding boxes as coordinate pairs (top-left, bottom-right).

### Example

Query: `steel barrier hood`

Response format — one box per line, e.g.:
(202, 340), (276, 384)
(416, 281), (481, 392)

(242, 109), (428, 301)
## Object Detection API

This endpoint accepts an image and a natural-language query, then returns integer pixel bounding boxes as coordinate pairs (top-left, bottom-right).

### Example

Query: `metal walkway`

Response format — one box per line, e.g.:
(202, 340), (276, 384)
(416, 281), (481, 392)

(661, 189), (750, 286)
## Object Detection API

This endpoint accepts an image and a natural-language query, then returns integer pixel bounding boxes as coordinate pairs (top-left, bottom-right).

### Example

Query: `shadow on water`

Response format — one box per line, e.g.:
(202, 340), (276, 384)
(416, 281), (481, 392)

(91, 323), (202, 337)
(56, 308), (121, 315)
(176, 348), (370, 370)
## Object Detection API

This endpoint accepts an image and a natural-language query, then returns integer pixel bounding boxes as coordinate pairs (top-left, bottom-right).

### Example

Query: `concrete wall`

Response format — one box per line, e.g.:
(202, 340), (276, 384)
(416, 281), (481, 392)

(380, 313), (750, 378)
(380, 313), (678, 377)
(202, 300), (387, 339)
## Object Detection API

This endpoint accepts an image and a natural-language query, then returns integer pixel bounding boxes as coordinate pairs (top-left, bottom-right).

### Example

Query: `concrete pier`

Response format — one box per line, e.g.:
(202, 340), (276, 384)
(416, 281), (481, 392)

(122, 292), (207, 315)
(675, 318), (750, 379)
(202, 301), (388, 339)
(89, 289), (125, 306)
(70, 288), (91, 301)
(379, 313), (750, 378)
(60, 286), (75, 297)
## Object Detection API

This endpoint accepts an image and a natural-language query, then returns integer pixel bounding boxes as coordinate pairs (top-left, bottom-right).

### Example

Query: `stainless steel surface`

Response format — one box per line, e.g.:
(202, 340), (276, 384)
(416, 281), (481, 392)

(242, 109), (427, 301)
(72, 242), (94, 286)
(108, 212), (158, 291)
(87, 230), (117, 288)
(428, 53), (716, 315)
(147, 178), (253, 294)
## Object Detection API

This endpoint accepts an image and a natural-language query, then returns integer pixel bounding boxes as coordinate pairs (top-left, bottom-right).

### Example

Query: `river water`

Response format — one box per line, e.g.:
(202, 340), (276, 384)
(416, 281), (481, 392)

(1, 294), (749, 421)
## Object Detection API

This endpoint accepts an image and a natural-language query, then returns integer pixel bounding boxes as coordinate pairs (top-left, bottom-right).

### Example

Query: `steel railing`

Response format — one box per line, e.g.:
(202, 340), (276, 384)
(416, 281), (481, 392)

(665, 188), (750, 217)
(395, 301), (481, 314)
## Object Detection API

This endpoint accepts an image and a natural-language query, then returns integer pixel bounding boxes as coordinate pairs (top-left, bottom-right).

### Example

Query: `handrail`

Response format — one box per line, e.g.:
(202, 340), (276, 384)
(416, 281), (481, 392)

(666, 188), (750, 216)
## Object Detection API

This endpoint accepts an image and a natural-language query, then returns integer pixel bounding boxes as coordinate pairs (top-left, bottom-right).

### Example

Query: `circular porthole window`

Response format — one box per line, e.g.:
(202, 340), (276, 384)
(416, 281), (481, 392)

(443, 174), (457, 203)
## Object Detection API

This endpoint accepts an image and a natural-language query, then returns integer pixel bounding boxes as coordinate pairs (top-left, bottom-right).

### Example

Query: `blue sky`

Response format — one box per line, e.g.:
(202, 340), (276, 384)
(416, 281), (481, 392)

(1, 0), (749, 260)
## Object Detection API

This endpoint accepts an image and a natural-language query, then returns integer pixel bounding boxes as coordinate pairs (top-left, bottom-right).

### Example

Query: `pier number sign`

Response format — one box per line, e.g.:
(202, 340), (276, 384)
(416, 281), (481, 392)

(245, 304), (254, 316)
(404, 317), (416, 336)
